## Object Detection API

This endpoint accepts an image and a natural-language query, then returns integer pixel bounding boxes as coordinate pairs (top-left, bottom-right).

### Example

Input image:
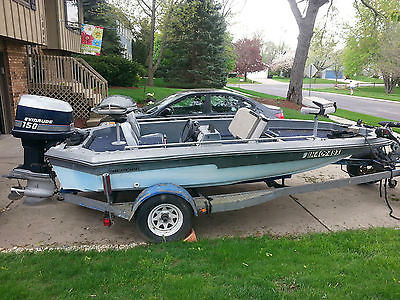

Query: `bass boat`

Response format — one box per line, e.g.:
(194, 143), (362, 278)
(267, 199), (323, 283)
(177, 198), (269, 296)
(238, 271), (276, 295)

(7, 94), (400, 242)
(9, 94), (393, 195)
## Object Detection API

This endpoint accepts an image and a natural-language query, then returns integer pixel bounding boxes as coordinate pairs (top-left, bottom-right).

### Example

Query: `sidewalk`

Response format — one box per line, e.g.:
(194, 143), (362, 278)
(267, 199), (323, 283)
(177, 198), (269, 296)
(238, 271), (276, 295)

(0, 134), (399, 250)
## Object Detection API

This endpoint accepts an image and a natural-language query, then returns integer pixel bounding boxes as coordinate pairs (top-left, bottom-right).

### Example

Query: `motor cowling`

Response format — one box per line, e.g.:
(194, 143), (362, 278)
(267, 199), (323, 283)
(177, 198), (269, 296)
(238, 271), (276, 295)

(12, 95), (74, 173)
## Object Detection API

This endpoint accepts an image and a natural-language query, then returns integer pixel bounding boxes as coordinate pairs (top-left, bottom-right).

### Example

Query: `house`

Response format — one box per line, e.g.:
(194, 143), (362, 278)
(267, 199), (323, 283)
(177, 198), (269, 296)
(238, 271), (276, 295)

(320, 68), (344, 80)
(116, 20), (133, 61)
(0, 0), (107, 133)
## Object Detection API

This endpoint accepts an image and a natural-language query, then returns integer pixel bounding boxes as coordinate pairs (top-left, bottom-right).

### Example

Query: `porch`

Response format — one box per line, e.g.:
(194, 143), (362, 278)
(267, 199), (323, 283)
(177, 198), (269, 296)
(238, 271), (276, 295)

(27, 54), (108, 125)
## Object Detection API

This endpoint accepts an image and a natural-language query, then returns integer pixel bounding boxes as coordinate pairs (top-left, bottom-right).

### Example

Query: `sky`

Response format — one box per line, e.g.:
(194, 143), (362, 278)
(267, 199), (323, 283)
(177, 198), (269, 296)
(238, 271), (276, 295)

(228, 0), (356, 47)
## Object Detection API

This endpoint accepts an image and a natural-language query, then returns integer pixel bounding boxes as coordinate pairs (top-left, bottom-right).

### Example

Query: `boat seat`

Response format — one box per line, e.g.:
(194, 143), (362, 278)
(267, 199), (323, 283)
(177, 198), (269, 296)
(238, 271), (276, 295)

(87, 126), (128, 152)
(228, 107), (268, 139)
(125, 112), (165, 146)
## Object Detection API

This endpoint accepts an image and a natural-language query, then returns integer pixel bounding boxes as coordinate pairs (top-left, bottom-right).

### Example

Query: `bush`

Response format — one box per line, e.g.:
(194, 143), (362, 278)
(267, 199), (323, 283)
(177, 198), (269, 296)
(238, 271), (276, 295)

(80, 55), (145, 87)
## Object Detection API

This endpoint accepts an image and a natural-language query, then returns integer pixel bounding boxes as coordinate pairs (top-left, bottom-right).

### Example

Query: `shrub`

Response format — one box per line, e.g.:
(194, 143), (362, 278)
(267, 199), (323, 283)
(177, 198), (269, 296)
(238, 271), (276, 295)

(80, 55), (145, 87)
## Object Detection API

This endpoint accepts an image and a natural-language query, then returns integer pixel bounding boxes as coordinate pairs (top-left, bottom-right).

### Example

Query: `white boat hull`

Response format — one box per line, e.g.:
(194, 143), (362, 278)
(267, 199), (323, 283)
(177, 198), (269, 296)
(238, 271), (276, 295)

(54, 155), (348, 192)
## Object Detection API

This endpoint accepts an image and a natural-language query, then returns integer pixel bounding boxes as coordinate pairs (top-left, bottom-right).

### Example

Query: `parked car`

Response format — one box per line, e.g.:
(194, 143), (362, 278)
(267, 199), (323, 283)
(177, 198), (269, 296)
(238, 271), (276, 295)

(135, 90), (284, 119)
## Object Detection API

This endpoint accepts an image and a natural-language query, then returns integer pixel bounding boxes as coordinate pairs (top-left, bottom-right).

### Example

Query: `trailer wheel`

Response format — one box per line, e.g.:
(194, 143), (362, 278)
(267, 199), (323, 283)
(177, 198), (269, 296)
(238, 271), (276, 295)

(135, 194), (193, 243)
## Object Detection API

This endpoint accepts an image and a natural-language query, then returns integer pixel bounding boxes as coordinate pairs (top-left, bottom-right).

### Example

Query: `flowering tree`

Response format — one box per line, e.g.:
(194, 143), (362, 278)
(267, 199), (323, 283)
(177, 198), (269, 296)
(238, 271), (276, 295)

(234, 37), (266, 81)
(269, 51), (295, 77)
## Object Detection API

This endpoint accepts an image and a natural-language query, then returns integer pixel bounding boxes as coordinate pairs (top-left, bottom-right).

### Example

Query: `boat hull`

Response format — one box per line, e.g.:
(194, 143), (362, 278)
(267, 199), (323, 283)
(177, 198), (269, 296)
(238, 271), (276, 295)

(53, 154), (349, 192)
(48, 136), (382, 192)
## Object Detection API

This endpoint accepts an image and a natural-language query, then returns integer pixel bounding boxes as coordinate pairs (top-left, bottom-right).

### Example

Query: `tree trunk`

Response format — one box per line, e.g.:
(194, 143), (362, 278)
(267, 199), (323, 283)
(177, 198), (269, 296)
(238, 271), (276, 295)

(286, 0), (329, 105)
(287, 27), (314, 105)
(147, 0), (156, 86)
(383, 75), (399, 94)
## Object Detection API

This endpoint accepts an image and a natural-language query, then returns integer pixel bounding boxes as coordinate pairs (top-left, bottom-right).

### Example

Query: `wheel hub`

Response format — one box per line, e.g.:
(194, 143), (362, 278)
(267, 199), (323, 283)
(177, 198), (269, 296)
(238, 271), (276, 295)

(147, 203), (184, 237)
(161, 212), (170, 223)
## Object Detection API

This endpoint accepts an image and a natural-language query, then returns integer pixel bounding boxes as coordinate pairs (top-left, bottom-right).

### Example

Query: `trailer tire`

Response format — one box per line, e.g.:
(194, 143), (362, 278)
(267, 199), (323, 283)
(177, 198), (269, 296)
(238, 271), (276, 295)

(135, 194), (193, 243)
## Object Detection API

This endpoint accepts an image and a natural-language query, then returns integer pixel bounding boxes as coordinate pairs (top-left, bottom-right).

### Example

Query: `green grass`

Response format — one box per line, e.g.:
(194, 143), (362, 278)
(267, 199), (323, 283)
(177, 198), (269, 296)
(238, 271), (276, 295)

(228, 87), (284, 100)
(333, 108), (400, 133)
(109, 86), (183, 103)
(227, 77), (259, 84)
(1, 228), (400, 299)
(273, 77), (337, 84)
(110, 78), (208, 103)
(352, 75), (384, 83)
(308, 86), (400, 102)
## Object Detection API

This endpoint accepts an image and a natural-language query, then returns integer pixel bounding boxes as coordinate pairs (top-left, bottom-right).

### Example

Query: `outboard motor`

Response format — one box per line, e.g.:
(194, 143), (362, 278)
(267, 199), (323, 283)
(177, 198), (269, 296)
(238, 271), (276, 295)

(6, 95), (74, 200)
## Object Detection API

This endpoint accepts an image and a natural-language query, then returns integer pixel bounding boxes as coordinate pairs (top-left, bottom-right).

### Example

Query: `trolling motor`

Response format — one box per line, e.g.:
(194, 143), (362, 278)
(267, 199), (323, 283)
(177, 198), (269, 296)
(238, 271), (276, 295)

(6, 95), (75, 201)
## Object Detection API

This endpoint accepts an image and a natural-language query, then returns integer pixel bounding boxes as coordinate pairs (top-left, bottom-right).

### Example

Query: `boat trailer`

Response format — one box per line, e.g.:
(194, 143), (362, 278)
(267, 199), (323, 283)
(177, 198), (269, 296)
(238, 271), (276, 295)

(60, 168), (399, 216)
(41, 162), (399, 242)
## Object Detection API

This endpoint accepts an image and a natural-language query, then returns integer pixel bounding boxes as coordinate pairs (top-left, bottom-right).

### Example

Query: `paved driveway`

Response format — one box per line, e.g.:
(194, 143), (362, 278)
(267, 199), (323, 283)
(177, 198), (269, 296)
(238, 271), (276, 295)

(0, 134), (399, 249)
(230, 81), (400, 121)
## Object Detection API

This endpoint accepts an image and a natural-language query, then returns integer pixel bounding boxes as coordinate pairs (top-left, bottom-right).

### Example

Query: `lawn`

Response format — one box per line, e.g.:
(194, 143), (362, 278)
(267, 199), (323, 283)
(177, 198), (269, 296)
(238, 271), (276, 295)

(334, 109), (400, 133)
(273, 76), (337, 84)
(352, 75), (384, 84)
(227, 87), (284, 100)
(227, 77), (259, 84)
(1, 228), (400, 299)
(308, 86), (400, 102)
(109, 86), (183, 103)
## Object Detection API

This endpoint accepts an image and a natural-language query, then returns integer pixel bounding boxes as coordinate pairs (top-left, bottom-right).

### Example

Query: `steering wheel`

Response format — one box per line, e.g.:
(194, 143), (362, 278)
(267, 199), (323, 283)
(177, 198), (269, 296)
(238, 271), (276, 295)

(180, 119), (199, 143)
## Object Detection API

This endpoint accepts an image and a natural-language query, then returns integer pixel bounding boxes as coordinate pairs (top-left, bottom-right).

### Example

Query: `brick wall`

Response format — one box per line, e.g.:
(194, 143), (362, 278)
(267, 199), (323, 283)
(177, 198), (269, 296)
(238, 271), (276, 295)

(5, 41), (28, 119)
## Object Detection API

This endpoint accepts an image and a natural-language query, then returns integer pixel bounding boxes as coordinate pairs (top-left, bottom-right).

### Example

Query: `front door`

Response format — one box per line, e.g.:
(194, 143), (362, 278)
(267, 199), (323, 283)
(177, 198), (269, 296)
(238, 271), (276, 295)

(0, 52), (11, 134)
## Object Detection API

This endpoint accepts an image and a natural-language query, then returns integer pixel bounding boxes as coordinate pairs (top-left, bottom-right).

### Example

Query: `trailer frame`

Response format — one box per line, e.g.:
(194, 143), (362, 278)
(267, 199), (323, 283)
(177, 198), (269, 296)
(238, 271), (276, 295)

(60, 167), (400, 220)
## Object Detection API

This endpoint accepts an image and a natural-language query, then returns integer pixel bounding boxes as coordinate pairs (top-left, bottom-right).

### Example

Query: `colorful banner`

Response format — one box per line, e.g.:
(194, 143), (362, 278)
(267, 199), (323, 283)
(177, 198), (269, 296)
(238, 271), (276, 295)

(81, 24), (104, 56)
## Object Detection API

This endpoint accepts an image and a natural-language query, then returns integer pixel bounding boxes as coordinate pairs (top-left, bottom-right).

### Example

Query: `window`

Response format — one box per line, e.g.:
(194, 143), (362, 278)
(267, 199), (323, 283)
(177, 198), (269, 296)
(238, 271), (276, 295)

(65, 0), (80, 29)
(13, 0), (36, 10)
(170, 95), (207, 116)
(211, 95), (252, 114)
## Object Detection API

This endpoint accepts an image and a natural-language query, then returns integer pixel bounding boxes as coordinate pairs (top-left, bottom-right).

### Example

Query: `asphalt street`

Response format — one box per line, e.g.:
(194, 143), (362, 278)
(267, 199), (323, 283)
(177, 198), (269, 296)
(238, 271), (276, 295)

(230, 81), (400, 121)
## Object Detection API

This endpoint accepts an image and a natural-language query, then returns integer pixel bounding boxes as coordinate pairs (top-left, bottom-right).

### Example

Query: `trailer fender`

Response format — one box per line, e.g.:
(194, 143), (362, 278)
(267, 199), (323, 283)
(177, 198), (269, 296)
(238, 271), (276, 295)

(129, 183), (198, 221)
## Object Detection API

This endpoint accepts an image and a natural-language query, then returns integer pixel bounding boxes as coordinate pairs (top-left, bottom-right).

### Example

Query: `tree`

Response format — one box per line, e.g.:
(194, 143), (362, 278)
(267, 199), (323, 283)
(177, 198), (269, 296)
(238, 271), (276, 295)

(131, 19), (151, 66)
(307, 27), (338, 75)
(224, 33), (237, 73)
(286, 0), (330, 105)
(134, 0), (181, 86)
(376, 24), (400, 93)
(234, 37), (266, 81)
(262, 40), (289, 66)
(269, 51), (295, 77)
(163, 0), (227, 88)
(82, 0), (124, 56)
(343, 0), (400, 93)
(330, 49), (344, 85)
